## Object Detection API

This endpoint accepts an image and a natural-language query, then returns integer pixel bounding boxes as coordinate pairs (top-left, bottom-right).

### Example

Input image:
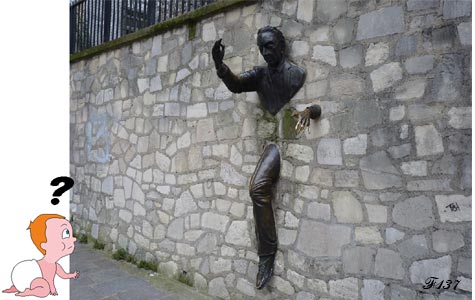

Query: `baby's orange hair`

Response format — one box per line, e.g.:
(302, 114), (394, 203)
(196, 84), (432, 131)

(28, 214), (65, 255)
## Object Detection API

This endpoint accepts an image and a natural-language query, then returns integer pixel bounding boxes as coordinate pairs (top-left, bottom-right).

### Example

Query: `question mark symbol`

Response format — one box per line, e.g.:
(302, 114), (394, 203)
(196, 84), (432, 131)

(50, 176), (75, 205)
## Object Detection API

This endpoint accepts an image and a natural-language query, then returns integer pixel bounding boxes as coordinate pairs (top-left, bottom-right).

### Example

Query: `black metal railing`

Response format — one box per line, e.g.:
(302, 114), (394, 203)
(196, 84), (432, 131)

(70, 0), (217, 54)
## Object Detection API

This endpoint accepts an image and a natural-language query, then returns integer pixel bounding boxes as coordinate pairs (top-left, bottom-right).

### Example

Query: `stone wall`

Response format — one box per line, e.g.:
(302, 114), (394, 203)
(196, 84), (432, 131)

(70, 0), (472, 299)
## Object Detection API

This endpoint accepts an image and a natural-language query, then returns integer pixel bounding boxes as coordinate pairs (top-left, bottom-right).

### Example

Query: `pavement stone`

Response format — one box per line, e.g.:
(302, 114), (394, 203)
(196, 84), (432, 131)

(70, 243), (212, 300)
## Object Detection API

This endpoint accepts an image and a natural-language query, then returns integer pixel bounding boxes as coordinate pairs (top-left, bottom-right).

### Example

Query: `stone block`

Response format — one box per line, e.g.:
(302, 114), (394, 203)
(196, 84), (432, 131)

(313, 45), (337, 66)
(385, 228), (405, 244)
(393, 196), (435, 229)
(407, 179), (452, 192)
(333, 18), (354, 45)
(340, 45), (363, 69)
(307, 202), (331, 221)
(270, 276), (295, 295)
(332, 191), (363, 223)
(397, 235), (429, 259)
(317, 138), (342, 165)
(405, 55), (434, 74)
(174, 191), (197, 217)
(282, 0), (298, 16)
(316, 0), (347, 22)
(197, 233), (216, 253)
(390, 105), (405, 121)
(296, 291), (316, 300)
(167, 218), (184, 240)
(432, 230), (465, 252)
(208, 277), (229, 299)
(297, 0), (314, 22)
(196, 119), (216, 142)
(365, 42), (389, 66)
(407, 0), (439, 11)
(236, 278), (255, 297)
(436, 195), (471, 223)
(286, 144), (314, 163)
(457, 257), (471, 276)
(164, 103), (180, 117)
(448, 107), (471, 129)
(370, 62), (403, 92)
(408, 104), (442, 124)
(296, 220), (351, 257)
(220, 163), (246, 186)
(360, 151), (402, 190)
(329, 277), (359, 300)
(439, 292), (470, 300)
(391, 285), (417, 300)
(356, 6), (405, 40)
(401, 161), (427, 176)
(409, 255), (452, 284)
(375, 248), (405, 279)
(342, 247), (375, 274)
(329, 74), (365, 99)
(432, 54), (463, 102)
(202, 212), (229, 231)
(458, 22), (472, 46)
(456, 276), (471, 292)
(355, 226), (383, 244)
(415, 124), (444, 156)
(366, 204), (387, 223)
(202, 22), (217, 42)
(225, 221), (251, 247)
(426, 25), (457, 50)
(443, 0), (471, 19)
(291, 41), (310, 57)
(310, 26), (330, 42)
(395, 34), (418, 57)
(362, 279), (385, 300)
(335, 170), (359, 187)
(343, 134), (367, 155)
(395, 78), (426, 100)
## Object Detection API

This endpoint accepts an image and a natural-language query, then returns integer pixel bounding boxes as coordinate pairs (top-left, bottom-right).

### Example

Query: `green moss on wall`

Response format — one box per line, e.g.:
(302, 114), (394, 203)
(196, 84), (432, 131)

(282, 108), (298, 140)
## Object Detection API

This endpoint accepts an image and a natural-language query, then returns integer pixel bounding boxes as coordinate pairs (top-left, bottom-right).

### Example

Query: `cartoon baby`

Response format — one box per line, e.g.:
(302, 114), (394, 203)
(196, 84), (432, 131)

(3, 214), (79, 297)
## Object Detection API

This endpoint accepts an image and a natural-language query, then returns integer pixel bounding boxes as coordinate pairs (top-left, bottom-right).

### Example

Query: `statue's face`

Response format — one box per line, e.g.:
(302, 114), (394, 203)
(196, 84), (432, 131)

(257, 31), (284, 67)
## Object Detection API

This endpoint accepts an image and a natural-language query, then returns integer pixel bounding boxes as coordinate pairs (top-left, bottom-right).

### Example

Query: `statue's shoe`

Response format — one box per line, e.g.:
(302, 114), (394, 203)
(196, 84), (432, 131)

(256, 254), (275, 289)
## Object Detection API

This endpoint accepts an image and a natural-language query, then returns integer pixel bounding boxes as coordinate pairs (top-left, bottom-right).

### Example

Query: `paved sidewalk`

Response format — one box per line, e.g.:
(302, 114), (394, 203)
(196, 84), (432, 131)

(70, 243), (212, 300)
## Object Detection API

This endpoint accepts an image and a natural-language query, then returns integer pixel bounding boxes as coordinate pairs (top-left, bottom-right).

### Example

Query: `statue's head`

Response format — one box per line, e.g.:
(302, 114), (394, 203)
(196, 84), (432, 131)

(257, 26), (285, 67)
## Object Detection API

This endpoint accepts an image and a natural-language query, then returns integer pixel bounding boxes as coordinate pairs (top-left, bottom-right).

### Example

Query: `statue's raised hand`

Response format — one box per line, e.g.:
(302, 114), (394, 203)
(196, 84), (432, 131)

(212, 39), (225, 67)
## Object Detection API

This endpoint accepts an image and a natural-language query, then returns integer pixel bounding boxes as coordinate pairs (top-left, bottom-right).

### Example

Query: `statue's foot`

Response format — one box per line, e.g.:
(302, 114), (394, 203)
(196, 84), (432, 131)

(256, 254), (275, 289)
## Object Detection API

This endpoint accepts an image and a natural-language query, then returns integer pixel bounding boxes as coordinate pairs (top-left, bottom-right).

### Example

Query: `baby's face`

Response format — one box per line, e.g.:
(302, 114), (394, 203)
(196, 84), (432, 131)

(43, 218), (77, 259)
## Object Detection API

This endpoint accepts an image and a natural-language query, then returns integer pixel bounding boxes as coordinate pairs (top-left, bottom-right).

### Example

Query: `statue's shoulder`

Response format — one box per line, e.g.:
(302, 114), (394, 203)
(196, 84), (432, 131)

(285, 60), (306, 79)
(285, 60), (306, 88)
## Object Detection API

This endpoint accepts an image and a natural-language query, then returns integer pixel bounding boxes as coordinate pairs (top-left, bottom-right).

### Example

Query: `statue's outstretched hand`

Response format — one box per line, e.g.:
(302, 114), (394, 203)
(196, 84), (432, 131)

(212, 39), (225, 67)
(292, 108), (312, 135)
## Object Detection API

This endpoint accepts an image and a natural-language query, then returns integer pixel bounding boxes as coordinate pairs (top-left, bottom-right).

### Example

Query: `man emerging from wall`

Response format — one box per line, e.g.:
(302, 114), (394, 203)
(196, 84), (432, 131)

(212, 26), (321, 289)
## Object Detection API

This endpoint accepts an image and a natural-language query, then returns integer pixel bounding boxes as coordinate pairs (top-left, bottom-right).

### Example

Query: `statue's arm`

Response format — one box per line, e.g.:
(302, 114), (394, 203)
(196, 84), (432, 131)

(212, 39), (257, 93)
(216, 64), (258, 93)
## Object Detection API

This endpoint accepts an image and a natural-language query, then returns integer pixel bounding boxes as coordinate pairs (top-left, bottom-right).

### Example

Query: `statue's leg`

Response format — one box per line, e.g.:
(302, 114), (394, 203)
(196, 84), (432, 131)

(249, 144), (280, 289)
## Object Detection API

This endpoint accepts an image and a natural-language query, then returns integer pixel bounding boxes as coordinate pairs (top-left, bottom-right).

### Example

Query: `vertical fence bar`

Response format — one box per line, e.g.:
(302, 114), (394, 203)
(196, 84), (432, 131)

(79, 2), (84, 51)
(103, 0), (111, 42)
(87, 0), (91, 48)
(70, 4), (76, 54)
(148, 0), (156, 26)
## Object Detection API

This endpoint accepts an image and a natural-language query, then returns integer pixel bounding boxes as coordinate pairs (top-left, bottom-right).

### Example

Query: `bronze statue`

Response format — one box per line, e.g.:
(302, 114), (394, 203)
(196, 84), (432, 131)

(212, 26), (321, 289)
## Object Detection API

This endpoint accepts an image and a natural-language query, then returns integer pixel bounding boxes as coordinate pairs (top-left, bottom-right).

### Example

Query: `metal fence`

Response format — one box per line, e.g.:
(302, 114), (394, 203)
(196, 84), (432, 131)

(70, 0), (217, 54)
